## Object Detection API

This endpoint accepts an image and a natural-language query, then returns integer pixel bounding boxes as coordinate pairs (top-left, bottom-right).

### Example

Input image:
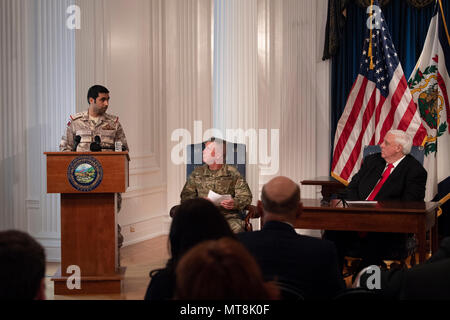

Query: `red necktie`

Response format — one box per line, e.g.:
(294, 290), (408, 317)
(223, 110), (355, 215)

(358, 163), (394, 238)
(367, 163), (394, 201)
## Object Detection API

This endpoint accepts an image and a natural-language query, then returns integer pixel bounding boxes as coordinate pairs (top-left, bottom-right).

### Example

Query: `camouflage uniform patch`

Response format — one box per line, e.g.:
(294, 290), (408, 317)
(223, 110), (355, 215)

(180, 164), (252, 233)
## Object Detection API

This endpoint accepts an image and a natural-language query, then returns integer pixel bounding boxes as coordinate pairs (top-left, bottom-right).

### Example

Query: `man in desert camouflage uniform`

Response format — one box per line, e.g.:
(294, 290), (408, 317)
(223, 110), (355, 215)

(180, 140), (252, 233)
(59, 85), (129, 253)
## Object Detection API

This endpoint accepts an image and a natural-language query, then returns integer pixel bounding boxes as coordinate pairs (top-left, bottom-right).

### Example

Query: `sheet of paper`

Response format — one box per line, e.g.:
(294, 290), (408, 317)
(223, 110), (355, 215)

(346, 201), (378, 204)
(207, 190), (232, 205)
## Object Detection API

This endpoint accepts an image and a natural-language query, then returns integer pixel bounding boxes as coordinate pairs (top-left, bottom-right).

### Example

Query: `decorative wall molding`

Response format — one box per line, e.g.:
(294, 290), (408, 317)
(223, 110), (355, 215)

(37, 238), (62, 262)
(25, 199), (41, 210)
(121, 215), (170, 248)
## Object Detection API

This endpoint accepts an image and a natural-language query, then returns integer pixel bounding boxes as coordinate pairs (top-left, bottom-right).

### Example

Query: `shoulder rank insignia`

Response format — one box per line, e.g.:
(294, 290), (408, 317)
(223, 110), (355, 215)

(70, 112), (83, 121)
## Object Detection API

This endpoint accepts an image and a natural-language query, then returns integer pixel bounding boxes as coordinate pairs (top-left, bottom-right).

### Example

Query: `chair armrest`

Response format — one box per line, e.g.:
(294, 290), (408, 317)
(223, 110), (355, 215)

(169, 205), (180, 218)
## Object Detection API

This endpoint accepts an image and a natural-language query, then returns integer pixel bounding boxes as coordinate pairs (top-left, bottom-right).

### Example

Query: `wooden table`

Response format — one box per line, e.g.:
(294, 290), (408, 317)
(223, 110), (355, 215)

(296, 199), (440, 264)
(301, 176), (346, 204)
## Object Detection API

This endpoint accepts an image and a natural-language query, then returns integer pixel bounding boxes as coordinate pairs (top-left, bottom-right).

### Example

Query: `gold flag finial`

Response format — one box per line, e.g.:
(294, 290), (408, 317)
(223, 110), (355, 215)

(368, 0), (374, 70)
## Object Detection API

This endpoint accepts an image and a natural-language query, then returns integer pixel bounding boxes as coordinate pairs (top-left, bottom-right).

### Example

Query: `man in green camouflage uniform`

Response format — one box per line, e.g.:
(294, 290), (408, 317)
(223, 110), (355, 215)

(59, 85), (129, 255)
(180, 140), (252, 233)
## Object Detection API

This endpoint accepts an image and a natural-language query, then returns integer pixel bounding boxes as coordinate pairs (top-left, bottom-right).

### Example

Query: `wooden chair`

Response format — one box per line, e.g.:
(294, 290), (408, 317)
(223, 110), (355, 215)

(272, 279), (305, 301)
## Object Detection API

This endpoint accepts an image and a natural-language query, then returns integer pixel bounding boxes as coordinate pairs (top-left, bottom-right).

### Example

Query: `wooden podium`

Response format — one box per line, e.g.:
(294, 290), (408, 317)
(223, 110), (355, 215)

(44, 152), (129, 295)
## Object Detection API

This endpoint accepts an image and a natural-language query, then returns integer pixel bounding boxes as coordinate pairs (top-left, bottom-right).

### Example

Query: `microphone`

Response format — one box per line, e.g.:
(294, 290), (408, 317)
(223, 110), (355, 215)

(73, 135), (81, 151)
(335, 191), (349, 208)
(90, 135), (102, 152)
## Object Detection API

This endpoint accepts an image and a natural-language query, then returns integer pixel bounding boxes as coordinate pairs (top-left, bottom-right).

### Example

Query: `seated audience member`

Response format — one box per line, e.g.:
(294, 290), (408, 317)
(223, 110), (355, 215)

(355, 237), (450, 300)
(144, 198), (235, 300)
(324, 129), (427, 274)
(180, 139), (252, 233)
(238, 176), (345, 300)
(174, 238), (279, 300)
(0, 230), (46, 300)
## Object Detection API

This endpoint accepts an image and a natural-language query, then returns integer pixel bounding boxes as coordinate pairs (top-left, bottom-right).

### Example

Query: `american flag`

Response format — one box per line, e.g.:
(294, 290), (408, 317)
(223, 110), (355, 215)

(331, 1), (427, 184)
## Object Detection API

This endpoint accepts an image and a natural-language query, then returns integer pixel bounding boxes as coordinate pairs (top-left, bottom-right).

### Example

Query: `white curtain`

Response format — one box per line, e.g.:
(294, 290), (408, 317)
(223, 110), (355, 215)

(214, 0), (331, 201)
(213, 0), (259, 204)
(0, 0), (76, 258)
(165, 0), (213, 210)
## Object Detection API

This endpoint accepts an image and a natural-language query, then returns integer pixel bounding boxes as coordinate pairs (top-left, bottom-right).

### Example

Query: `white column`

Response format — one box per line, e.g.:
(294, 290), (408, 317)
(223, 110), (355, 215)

(26, 0), (76, 260)
(213, 0), (259, 203)
(257, 0), (330, 199)
(0, 0), (28, 231)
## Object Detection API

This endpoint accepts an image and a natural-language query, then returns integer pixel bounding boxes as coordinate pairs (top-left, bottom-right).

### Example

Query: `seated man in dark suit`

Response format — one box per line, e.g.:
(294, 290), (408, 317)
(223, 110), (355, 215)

(355, 237), (450, 299)
(325, 129), (427, 274)
(238, 176), (345, 300)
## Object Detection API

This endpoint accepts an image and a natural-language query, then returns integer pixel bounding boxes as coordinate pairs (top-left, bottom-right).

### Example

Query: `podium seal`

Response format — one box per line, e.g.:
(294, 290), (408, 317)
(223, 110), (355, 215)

(67, 156), (103, 191)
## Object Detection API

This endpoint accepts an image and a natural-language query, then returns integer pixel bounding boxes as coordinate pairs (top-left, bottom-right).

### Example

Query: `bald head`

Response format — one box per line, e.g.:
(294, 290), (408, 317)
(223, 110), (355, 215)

(261, 176), (301, 214)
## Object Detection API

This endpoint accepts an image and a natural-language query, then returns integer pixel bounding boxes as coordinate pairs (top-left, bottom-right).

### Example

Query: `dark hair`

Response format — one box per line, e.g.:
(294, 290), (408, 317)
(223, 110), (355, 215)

(87, 85), (109, 104)
(175, 238), (279, 300)
(0, 230), (46, 300)
(261, 184), (300, 214)
(166, 198), (235, 270)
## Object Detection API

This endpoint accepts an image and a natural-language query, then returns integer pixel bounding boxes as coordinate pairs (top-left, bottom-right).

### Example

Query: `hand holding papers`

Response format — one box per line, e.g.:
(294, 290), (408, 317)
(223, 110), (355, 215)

(207, 190), (233, 208)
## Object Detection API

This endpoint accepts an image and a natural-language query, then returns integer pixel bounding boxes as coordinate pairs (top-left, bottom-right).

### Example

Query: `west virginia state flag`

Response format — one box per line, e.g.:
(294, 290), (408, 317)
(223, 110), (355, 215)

(408, 0), (450, 203)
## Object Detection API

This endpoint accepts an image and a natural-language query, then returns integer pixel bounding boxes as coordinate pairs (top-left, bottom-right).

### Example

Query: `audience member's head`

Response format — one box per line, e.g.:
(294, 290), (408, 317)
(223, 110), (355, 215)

(167, 198), (235, 269)
(0, 230), (46, 300)
(174, 237), (279, 300)
(259, 176), (302, 224)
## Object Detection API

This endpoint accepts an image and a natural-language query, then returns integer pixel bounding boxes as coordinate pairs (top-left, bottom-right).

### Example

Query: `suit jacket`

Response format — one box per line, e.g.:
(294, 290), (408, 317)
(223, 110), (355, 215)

(345, 153), (427, 201)
(359, 237), (450, 299)
(238, 220), (345, 300)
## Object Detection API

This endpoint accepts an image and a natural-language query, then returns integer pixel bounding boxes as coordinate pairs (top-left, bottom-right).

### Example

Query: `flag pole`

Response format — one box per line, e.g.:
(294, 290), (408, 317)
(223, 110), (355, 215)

(368, 0), (374, 70)
(437, 0), (450, 206)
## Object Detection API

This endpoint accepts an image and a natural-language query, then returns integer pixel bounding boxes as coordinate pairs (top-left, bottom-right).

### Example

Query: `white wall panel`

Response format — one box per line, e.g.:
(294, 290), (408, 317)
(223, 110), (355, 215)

(213, 0), (259, 203)
(0, 0), (28, 231)
(0, 0), (76, 260)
